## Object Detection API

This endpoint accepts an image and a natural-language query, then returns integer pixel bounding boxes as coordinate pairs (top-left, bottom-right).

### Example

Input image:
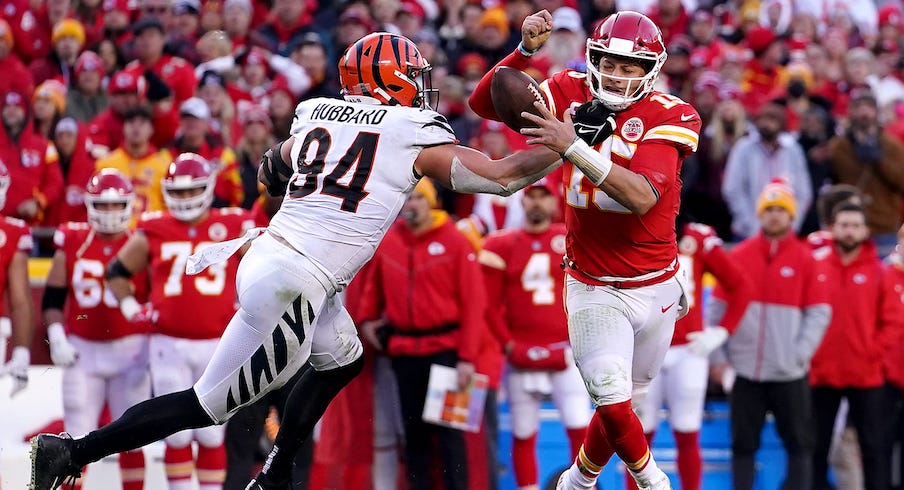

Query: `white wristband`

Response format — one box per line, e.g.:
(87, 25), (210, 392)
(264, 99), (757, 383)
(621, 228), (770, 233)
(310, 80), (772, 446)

(563, 137), (612, 186)
(517, 42), (539, 57)
(47, 323), (66, 344)
(119, 296), (140, 321)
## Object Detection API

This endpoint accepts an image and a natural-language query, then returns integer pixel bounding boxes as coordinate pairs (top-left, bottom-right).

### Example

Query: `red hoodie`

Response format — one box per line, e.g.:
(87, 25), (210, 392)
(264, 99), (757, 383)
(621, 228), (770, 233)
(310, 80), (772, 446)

(810, 240), (904, 388)
(884, 259), (904, 389)
(0, 97), (64, 225)
(359, 212), (486, 363)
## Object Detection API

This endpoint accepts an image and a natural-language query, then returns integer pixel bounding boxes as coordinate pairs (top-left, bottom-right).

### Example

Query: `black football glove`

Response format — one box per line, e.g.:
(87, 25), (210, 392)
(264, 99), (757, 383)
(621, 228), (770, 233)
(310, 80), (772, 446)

(259, 142), (294, 197)
(572, 99), (616, 146)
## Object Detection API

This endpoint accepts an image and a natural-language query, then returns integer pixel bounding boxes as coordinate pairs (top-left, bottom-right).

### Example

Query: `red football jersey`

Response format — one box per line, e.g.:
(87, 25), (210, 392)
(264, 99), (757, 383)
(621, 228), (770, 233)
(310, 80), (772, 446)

(480, 223), (568, 346)
(673, 223), (751, 346)
(539, 70), (701, 282)
(0, 217), (32, 316)
(54, 223), (151, 340)
(140, 208), (254, 339)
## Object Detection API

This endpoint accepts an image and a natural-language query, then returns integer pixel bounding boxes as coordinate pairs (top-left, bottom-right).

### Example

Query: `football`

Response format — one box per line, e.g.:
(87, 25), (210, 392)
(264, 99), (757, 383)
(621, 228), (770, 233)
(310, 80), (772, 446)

(490, 66), (547, 131)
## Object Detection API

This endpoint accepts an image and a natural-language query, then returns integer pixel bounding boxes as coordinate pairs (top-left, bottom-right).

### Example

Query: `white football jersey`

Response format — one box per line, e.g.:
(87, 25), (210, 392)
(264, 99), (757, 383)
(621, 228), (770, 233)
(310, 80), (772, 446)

(268, 97), (457, 287)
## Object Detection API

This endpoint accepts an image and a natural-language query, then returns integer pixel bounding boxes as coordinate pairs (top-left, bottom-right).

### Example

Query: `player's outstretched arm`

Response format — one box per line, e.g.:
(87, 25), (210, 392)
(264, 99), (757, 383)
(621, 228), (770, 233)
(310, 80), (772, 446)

(521, 102), (661, 215)
(7, 249), (34, 357)
(415, 143), (561, 196)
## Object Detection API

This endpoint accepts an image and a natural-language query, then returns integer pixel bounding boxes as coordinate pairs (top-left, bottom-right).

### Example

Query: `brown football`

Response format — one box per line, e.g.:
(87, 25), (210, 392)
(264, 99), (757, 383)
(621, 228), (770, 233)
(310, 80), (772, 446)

(490, 66), (547, 131)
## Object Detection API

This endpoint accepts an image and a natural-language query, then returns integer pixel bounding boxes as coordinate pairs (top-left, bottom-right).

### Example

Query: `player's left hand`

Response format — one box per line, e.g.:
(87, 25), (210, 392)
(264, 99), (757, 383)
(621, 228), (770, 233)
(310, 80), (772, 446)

(572, 99), (617, 146)
(456, 361), (475, 390)
(686, 326), (729, 357)
(0, 346), (29, 397)
(521, 101), (578, 155)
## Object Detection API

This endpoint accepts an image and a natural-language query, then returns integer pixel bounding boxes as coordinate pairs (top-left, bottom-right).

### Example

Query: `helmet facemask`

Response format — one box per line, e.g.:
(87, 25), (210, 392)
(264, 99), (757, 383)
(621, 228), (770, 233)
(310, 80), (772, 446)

(86, 193), (134, 234)
(586, 41), (666, 111)
(163, 179), (214, 222)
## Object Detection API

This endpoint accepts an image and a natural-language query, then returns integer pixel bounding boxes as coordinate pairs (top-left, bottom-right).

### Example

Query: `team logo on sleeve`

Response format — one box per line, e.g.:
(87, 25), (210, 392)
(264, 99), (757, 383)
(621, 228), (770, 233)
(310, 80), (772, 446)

(621, 117), (644, 142)
(678, 235), (697, 255)
(551, 234), (566, 255)
(208, 222), (228, 241)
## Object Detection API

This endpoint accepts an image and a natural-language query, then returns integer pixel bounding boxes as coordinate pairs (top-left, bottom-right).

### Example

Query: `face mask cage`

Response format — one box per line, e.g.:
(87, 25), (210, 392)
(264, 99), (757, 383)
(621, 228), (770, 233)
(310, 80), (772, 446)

(585, 42), (663, 111)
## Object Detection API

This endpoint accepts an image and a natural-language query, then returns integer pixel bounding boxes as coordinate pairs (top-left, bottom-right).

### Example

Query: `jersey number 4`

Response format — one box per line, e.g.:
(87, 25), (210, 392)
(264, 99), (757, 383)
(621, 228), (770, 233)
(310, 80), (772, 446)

(288, 128), (378, 213)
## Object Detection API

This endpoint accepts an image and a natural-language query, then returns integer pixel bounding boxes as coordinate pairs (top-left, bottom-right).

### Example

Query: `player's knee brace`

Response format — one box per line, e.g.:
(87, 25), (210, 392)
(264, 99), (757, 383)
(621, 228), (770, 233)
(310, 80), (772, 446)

(578, 353), (632, 407)
(310, 335), (364, 371)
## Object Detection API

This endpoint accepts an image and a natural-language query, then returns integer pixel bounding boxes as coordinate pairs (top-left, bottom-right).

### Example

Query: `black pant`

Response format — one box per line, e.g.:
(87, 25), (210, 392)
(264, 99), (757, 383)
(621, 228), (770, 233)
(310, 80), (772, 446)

(812, 385), (888, 490)
(223, 369), (313, 490)
(730, 376), (814, 490)
(886, 384), (904, 490)
(391, 350), (468, 490)
(484, 388), (499, 490)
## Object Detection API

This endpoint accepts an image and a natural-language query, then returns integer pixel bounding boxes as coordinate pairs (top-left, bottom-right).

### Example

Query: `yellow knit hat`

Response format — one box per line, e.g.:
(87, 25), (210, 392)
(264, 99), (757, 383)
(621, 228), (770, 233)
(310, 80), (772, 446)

(33, 80), (67, 113)
(51, 19), (86, 47)
(414, 178), (438, 209)
(757, 179), (797, 218)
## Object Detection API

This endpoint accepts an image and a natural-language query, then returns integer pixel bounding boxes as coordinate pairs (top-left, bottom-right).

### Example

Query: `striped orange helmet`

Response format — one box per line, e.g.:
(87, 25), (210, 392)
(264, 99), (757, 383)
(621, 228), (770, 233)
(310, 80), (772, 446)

(338, 32), (436, 109)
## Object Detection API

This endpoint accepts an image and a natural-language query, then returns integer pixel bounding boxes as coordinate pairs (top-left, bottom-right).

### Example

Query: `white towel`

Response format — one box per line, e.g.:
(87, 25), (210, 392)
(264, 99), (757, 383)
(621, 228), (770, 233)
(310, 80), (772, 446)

(186, 227), (266, 275)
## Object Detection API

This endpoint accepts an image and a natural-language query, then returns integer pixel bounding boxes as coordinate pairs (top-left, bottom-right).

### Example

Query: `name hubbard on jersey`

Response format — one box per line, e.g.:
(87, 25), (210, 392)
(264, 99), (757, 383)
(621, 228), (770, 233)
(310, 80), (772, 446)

(309, 102), (389, 125)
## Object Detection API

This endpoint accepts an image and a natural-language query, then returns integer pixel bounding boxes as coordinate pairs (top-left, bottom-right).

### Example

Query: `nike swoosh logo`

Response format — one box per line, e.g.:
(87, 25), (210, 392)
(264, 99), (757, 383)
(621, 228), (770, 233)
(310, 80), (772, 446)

(680, 113), (695, 122)
(661, 302), (676, 313)
(577, 127), (596, 134)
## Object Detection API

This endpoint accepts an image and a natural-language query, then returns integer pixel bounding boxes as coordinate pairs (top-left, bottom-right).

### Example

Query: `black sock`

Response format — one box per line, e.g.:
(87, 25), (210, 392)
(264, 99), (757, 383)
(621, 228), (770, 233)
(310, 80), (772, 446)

(263, 356), (365, 483)
(72, 389), (214, 467)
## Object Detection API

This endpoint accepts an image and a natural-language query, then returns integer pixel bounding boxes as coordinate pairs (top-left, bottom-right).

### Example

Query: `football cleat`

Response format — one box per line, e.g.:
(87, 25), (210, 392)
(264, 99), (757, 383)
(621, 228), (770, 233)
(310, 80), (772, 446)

(29, 433), (82, 490)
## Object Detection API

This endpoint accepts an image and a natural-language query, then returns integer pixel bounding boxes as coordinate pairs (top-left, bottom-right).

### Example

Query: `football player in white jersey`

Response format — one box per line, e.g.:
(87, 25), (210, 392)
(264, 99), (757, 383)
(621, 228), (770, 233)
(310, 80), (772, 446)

(30, 32), (563, 490)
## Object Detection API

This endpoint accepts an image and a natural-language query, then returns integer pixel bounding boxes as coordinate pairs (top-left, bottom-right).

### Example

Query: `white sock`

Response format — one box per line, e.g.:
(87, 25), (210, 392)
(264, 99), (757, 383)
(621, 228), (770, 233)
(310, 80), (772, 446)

(627, 453), (669, 488)
(566, 463), (597, 489)
(372, 444), (399, 490)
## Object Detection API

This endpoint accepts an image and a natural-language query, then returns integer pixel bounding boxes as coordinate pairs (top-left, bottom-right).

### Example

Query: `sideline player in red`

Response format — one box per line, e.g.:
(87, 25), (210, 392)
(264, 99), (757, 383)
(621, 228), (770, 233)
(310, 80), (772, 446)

(42, 169), (151, 490)
(480, 178), (591, 490)
(470, 10), (701, 490)
(107, 153), (253, 490)
(627, 219), (752, 490)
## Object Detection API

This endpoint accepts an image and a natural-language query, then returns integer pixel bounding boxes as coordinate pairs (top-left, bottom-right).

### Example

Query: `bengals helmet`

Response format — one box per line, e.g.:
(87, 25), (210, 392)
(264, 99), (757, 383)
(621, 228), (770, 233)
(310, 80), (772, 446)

(85, 169), (135, 234)
(586, 11), (667, 110)
(0, 161), (9, 211)
(338, 32), (437, 109)
(162, 153), (216, 222)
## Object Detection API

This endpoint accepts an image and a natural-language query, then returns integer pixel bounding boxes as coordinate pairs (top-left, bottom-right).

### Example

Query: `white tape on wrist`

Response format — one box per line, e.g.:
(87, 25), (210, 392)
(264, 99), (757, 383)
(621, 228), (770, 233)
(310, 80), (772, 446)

(120, 296), (140, 321)
(47, 323), (66, 344)
(563, 138), (612, 187)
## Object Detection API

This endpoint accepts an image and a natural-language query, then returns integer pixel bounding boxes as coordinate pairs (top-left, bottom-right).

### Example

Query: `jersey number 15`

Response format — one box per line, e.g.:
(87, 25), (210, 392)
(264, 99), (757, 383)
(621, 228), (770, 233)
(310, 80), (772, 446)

(288, 128), (379, 213)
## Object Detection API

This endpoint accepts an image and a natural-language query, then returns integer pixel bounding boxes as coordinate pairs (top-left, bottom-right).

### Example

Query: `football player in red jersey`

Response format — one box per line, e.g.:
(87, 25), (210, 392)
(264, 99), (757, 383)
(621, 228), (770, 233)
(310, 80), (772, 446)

(0, 160), (36, 397)
(480, 178), (591, 490)
(41, 169), (151, 490)
(105, 154), (254, 490)
(626, 220), (752, 490)
(470, 10), (702, 490)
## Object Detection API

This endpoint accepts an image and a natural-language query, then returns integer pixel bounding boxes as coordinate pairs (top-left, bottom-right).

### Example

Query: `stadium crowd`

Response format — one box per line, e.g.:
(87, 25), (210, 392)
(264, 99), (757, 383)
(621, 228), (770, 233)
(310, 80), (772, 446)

(3, 0), (904, 489)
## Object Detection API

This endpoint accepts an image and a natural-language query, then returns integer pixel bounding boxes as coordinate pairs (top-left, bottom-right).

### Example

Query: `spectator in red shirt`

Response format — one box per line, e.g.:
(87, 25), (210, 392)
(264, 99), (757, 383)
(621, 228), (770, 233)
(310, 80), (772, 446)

(46, 117), (94, 225)
(29, 19), (85, 87)
(125, 17), (197, 105)
(359, 178), (485, 490)
(10, 0), (71, 64)
(32, 79), (67, 140)
(0, 90), (64, 226)
(740, 26), (787, 115)
(884, 224), (904, 487)
(0, 19), (35, 96)
(256, 0), (315, 56)
(100, 0), (132, 45)
(810, 202), (904, 490)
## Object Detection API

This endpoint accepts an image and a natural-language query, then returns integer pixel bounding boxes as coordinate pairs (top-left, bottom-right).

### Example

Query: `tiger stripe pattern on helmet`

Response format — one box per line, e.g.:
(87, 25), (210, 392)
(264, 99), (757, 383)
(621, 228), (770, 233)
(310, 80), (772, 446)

(338, 32), (435, 108)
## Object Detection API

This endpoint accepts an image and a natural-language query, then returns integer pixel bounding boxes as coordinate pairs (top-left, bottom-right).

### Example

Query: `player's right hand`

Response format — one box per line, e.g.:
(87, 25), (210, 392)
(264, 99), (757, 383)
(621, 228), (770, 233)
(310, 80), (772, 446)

(0, 345), (29, 397)
(47, 323), (78, 367)
(521, 10), (553, 52)
(120, 296), (158, 323)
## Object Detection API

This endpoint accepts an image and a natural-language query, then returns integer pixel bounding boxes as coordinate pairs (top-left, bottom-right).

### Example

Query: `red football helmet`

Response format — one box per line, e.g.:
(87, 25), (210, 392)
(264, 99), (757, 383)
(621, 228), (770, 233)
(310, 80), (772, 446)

(0, 160), (10, 211)
(586, 11), (667, 110)
(85, 168), (135, 234)
(338, 32), (437, 109)
(162, 153), (216, 222)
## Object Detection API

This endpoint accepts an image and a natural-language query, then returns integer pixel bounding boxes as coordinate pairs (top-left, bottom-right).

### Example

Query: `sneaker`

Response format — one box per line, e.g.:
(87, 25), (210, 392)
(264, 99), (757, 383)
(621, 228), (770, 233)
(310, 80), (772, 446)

(555, 471), (570, 490)
(29, 433), (82, 490)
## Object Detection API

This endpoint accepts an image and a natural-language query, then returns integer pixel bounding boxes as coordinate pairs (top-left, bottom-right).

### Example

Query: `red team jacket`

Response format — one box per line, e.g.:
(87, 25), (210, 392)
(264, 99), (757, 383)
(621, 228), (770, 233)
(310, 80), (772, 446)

(0, 116), (63, 224)
(470, 50), (701, 285)
(810, 241), (904, 389)
(480, 223), (569, 347)
(139, 208), (253, 340)
(674, 223), (752, 345)
(54, 223), (151, 340)
(0, 217), (32, 316)
(359, 213), (486, 363)
(885, 259), (904, 389)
